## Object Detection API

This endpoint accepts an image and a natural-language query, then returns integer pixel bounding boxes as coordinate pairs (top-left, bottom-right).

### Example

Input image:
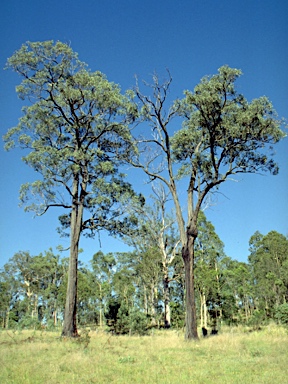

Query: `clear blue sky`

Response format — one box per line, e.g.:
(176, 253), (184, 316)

(1, 0), (287, 267)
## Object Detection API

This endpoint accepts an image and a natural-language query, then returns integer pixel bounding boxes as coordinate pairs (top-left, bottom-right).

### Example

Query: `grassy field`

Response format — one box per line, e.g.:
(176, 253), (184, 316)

(1, 325), (288, 383)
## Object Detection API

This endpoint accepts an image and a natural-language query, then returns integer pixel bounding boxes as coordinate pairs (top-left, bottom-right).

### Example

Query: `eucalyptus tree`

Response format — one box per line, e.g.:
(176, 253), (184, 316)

(132, 66), (285, 339)
(194, 211), (226, 329)
(221, 258), (254, 324)
(38, 250), (66, 327)
(76, 263), (96, 326)
(90, 251), (116, 327)
(122, 183), (181, 327)
(249, 230), (288, 317)
(4, 252), (41, 318)
(4, 41), (139, 337)
(0, 265), (18, 328)
(116, 248), (162, 326)
(0, 250), (65, 328)
(112, 254), (137, 310)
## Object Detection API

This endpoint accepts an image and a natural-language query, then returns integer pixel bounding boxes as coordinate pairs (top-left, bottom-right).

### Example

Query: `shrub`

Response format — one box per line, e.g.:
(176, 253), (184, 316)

(105, 299), (149, 335)
(170, 301), (185, 329)
(275, 304), (288, 325)
(18, 315), (42, 330)
(127, 307), (149, 336)
(116, 305), (149, 335)
(247, 310), (266, 329)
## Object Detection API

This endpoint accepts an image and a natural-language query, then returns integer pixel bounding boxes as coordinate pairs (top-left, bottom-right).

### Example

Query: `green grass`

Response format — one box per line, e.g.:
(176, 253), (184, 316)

(1, 325), (288, 383)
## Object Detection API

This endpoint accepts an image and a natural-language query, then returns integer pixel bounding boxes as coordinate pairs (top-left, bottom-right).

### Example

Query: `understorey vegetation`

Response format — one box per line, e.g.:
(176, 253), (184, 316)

(1, 228), (288, 334)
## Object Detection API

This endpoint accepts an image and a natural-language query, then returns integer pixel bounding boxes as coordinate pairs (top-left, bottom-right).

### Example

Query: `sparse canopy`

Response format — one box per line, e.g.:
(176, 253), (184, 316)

(172, 66), (284, 196)
(131, 65), (285, 340)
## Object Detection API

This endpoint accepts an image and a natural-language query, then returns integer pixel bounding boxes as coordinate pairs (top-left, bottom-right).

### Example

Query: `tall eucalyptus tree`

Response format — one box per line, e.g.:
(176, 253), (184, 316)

(131, 66), (285, 339)
(4, 41), (139, 337)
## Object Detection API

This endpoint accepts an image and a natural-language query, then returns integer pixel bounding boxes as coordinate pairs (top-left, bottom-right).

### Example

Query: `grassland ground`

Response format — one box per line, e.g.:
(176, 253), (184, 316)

(0, 325), (287, 383)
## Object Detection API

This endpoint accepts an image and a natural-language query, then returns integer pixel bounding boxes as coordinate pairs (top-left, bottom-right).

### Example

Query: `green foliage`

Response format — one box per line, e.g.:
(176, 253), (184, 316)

(133, 65), (285, 340)
(172, 65), (284, 181)
(0, 249), (66, 330)
(275, 304), (288, 325)
(114, 304), (131, 334)
(170, 301), (185, 328)
(2, 54), (287, 336)
(221, 258), (254, 324)
(249, 231), (288, 314)
(4, 39), (140, 237)
(4, 40), (142, 336)
(1, 228), (287, 331)
(126, 307), (149, 335)
(247, 310), (267, 329)
(118, 355), (136, 364)
(76, 328), (91, 348)
(105, 299), (149, 335)
(18, 315), (42, 330)
(115, 305), (149, 336)
(195, 211), (226, 321)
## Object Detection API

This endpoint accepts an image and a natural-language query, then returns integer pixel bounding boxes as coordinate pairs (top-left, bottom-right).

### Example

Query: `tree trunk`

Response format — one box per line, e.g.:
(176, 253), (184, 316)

(61, 180), (83, 337)
(53, 309), (57, 326)
(200, 292), (207, 329)
(149, 285), (157, 326)
(99, 305), (103, 328)
(203, 294), (207, 329)
(143, 284), (148, 315)
(5, 308), (10, 329)
(99, 284), (103, 328)
(163, 276), (171, 328)
(61, 240), (79, 337)
(182, 234), (199, 340)
(32, 293), (38, 318)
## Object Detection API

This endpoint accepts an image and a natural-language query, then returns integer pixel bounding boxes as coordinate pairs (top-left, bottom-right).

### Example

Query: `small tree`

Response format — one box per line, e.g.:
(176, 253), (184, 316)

(249, 230), (288, 317)
(90, 251), (116, 327)
(4, 41), (139, 337)
(194, 211), (226, 329)
(123, 183), (181, 327)
(275, 303), (288, 326)
(222, 258), (254, 324)
(0, 266), (18, 328)
(132, 66), (285, 339)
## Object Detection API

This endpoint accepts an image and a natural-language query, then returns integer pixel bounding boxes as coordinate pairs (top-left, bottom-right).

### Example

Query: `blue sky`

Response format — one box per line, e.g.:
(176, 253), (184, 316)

(1, 0), (287, 267)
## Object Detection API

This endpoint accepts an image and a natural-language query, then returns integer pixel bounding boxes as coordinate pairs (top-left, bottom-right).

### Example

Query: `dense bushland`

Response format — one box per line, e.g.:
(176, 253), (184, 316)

(1, 228), (288, 334)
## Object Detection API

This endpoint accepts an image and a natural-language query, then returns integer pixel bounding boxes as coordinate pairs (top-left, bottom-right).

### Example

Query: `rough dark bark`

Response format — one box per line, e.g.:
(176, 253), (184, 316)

(61, 177), (84, 338)
(61, 246), (78, 337)
(182, 227), (199, 340)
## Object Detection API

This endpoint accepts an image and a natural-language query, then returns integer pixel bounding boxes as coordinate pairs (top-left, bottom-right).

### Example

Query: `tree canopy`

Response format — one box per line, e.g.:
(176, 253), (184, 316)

(3, 41), (286, 339)
(4, 41), (140, 337)
(131, 65), (285, 339)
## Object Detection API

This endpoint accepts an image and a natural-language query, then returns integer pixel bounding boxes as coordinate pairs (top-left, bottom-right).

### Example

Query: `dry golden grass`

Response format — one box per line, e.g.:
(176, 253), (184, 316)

(0, 325), (288, 383)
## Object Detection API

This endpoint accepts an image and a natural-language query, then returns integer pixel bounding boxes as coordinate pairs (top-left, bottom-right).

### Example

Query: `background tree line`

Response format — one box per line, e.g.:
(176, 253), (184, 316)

(1, 222), (288, 334)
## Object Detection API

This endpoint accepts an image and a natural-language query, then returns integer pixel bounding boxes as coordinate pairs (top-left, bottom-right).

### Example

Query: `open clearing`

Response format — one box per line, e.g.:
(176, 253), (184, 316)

(1, 325), (288, 383)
